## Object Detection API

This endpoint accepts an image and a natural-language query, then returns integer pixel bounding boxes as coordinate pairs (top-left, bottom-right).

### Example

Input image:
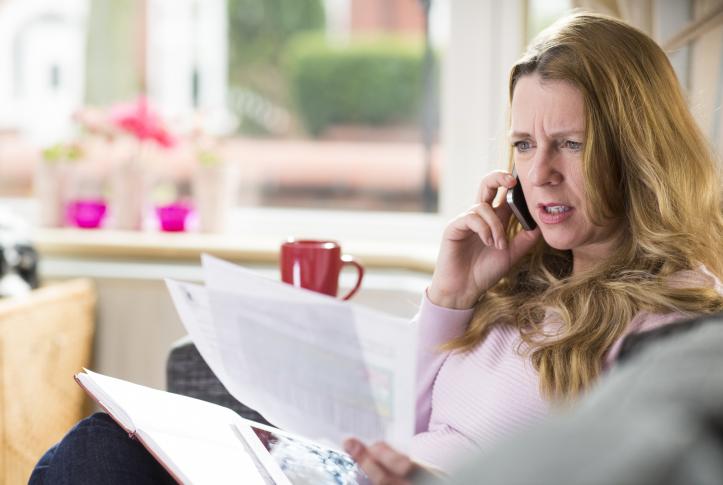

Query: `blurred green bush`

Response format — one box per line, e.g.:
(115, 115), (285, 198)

(283, 34), (425, 136)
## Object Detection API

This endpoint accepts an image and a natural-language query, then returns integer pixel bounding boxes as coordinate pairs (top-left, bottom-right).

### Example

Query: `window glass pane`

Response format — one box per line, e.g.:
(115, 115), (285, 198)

(226, 0), (443, 212)
(526, 0), (572, 41)
(0, 0), (448, 215)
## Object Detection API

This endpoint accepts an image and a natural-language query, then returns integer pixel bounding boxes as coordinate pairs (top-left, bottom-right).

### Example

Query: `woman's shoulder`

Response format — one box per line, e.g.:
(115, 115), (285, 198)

(665, 265), (723, 293)
(636, 265), (722, 331)
(603, 312), (685, 369)
(604, 266), (723, 367)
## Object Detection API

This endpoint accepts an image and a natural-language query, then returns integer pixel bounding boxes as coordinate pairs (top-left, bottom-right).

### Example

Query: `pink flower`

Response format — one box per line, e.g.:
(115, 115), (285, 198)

(110, 96), (176, 148)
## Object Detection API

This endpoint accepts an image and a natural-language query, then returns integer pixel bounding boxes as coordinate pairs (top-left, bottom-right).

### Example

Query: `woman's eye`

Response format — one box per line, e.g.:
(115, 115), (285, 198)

(513, 140), (532, 152)
(563, 140), (583, 151)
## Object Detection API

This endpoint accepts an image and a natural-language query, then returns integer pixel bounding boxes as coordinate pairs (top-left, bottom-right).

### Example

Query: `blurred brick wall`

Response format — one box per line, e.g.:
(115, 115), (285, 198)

(350, 0), (425, 36)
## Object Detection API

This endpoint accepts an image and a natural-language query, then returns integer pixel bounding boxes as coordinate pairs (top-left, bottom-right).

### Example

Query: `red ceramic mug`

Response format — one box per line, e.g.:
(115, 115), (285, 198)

(280, 239), (364, 299)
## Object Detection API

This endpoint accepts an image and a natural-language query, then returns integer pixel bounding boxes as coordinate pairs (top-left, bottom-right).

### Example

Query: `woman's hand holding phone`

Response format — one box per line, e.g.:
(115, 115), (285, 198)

(428, 171), (541, 309)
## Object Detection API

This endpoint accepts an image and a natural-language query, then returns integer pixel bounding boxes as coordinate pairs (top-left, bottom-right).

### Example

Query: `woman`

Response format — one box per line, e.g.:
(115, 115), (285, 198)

(32, 12), (723, 484)
(343, 12), (723, 484)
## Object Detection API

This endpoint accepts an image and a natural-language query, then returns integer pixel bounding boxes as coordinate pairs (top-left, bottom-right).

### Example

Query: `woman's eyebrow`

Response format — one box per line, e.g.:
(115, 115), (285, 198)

(509, 131), (530, 139)
(509, 130), (584, 138)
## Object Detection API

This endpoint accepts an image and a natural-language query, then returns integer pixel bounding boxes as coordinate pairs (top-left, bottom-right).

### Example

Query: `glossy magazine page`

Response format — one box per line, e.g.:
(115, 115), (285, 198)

(236, 419), (369, 485)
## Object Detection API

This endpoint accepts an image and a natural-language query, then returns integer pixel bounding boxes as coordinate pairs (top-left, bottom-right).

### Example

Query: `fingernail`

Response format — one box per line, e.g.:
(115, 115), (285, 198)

(344, 440), (360, 455)
(506, 174), (515, 182)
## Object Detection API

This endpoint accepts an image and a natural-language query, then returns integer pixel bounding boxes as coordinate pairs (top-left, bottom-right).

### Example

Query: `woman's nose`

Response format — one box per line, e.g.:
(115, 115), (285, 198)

(527, 147), (562, 186)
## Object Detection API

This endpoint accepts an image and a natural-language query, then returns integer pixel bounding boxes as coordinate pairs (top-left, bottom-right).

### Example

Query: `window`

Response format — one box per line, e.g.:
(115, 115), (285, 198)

(0, 1), (87, 197)
(221, 0), (445, 212)
(0, 0), (449, 215)
(4, 1), (717, 232)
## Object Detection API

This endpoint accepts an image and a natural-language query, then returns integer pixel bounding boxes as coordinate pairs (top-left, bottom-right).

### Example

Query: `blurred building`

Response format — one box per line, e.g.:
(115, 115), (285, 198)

(350, 0), (425, 35)
(146, 0), (229, 131)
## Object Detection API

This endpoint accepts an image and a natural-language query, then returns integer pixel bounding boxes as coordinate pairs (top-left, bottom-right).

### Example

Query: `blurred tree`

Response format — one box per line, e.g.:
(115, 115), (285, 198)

(228, 0), (325, 66)
(228, 0), (325, 116)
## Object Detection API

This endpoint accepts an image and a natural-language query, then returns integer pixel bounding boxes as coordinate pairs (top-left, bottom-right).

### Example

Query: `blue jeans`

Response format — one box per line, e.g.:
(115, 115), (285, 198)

(29, 413), (176, 485)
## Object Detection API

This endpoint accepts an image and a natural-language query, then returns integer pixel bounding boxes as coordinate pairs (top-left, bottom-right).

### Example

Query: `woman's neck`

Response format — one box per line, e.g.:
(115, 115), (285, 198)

(571, 234), (622, 276)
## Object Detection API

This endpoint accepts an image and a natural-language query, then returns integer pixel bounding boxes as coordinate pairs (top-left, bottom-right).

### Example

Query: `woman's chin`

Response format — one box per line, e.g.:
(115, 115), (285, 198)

(540, 233), (576, 251)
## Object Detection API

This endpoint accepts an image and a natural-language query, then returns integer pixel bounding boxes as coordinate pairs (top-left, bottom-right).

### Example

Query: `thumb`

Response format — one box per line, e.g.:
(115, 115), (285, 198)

(508, 227), (541, 264)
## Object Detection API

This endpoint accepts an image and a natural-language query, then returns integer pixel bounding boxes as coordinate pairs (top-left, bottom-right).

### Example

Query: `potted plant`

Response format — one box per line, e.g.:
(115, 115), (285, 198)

(107, 97), (177, 230)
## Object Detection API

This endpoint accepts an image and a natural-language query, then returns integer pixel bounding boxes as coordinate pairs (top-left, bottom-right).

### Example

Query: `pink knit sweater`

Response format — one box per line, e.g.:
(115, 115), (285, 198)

(408, 269), (723, 471)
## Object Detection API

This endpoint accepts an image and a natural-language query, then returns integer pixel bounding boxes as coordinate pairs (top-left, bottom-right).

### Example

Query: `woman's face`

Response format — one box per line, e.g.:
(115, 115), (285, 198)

(510, 73), (620, 270)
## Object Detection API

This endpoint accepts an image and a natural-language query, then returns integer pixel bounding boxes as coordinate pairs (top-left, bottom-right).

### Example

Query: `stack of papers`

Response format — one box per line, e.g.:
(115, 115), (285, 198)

(165, 254), (417, 449)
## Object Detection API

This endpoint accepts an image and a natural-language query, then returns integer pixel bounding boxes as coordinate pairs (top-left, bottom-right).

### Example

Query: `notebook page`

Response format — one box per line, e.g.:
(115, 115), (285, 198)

(137, 427), (268, 485)
(83, 370), (238, 441)
(80, 370), (267, 484)
(76, 372), (135, 432)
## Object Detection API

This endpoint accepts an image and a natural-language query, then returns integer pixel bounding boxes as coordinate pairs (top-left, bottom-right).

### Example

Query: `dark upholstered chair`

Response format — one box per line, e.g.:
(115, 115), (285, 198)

(165, 335), (271, 426)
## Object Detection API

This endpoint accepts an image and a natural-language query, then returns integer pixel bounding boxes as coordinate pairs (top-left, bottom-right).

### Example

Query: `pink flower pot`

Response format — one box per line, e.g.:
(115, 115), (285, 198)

(66, 199), (107, 229)
(156, 202), (192, 232)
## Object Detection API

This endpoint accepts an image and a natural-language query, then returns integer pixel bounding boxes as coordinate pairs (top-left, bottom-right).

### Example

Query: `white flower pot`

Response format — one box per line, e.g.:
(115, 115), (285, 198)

(34, 162), (69, 227)
(192, 162), (238, 233)
(109, 159), (145, 231)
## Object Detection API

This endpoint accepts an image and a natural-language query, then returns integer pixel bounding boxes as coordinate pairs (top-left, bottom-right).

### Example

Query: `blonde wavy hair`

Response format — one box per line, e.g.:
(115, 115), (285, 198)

(448, 13), (723, 400)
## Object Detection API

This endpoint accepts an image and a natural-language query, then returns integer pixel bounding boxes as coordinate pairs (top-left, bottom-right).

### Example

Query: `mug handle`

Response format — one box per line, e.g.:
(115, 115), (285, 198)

(339, 255), (364, 300)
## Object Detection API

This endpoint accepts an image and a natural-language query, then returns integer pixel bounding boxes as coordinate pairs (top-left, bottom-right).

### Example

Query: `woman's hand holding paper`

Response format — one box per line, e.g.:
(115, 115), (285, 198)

(343, 438), (441, 485)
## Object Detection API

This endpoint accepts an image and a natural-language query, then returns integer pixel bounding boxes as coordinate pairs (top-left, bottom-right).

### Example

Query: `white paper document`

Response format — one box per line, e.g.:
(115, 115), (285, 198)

(165, 255), (417, 450)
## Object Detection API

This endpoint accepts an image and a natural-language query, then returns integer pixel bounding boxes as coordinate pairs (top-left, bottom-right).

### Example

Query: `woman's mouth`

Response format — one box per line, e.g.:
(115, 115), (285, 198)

(537, 204), (574, 224)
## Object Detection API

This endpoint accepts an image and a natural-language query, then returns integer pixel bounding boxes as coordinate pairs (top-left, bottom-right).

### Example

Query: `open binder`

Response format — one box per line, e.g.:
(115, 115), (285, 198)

(76, 369), (368, 485)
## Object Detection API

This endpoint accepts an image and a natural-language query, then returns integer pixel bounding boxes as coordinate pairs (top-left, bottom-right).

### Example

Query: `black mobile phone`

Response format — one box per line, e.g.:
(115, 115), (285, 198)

(506, 176), (537, 231)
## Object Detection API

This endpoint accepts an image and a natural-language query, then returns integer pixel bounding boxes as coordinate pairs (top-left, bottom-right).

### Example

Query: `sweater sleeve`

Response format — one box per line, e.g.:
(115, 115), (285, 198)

(414, 290), (474, 433)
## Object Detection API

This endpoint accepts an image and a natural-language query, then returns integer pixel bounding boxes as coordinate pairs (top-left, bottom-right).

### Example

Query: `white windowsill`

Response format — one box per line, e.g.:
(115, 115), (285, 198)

(4, 199), (444, 273)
